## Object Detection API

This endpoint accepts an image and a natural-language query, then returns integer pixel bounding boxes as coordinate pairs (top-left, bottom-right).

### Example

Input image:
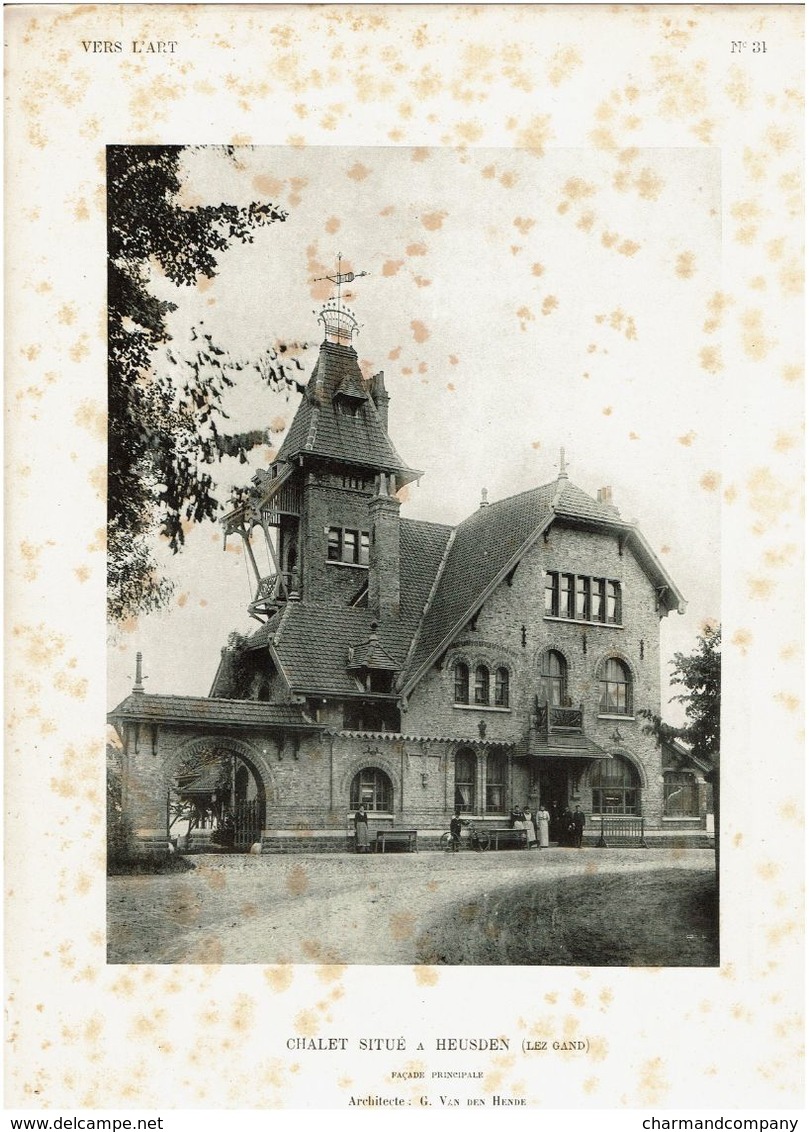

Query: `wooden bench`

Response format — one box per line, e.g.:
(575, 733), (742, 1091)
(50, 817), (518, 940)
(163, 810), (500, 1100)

(488, 827), (528, 850)
(596, 816), (647, 848)
(376, 829), (418, 853)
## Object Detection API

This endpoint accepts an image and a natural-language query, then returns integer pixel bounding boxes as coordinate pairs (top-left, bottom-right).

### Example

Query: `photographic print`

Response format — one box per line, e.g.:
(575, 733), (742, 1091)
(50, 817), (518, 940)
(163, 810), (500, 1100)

(104, 143), (721, 970)
(5, 2), (803, 1112)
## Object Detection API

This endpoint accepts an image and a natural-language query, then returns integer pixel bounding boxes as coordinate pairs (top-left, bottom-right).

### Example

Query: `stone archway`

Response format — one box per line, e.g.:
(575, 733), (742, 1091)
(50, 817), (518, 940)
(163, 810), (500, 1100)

(164, 736), (275, 851)
(121, 730), (279, 852)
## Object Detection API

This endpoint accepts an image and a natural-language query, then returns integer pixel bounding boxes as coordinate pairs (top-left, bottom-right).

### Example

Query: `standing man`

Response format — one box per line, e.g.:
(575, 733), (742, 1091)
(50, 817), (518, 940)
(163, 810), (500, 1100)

(572, 805), (586, 848)
(449, 808), (463, 852)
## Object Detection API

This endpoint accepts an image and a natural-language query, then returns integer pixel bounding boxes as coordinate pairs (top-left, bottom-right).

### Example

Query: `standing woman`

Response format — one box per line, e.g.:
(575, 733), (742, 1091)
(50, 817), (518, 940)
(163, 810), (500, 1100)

(536, 802), (550, 849)
(523, 804), (538, 848)
(354, 804), (370, 853)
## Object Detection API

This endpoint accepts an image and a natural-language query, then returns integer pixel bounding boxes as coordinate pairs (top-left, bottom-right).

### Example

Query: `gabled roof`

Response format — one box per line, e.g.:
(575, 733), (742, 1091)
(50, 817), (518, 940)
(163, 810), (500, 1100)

(400, 475), (686, 698)
(347, 631), (400, 672)
(271, 603), (410, 696)
(275, 340), (421, 483)
(107, 693), (320, 731)
(401, 482), (558, 694)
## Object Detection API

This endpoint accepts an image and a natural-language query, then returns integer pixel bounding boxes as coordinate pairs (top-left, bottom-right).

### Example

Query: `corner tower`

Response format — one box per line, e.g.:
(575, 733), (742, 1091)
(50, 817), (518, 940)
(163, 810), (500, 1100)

(221, 265), (421, 622)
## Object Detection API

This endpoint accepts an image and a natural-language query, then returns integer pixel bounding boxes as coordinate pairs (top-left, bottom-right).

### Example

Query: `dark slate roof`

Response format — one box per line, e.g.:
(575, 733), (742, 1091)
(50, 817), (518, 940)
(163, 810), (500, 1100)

(522, 730), (611, 759)
(276, 341), (420, 482)
(399, 518), (454, 625)
(107, 693), (320, 730)
(272, 603), (411, 696)
(268, 517), (453, 697)
(347, 632), (400, 672)
(402, 482), (558, 690)
(553, 477), (626, 524)
(401, 474), (685, 695)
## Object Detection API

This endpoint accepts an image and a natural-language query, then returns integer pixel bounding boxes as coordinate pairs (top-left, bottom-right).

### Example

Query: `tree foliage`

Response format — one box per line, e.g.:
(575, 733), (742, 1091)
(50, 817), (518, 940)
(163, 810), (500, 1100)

(642, 624), (721, 767)
(107, 145), (306, 623)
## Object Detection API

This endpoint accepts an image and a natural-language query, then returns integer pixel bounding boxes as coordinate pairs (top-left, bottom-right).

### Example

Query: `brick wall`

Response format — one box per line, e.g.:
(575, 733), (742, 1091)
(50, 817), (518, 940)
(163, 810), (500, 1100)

(300, 473), (372, 603)
(404, 524), (668, 824)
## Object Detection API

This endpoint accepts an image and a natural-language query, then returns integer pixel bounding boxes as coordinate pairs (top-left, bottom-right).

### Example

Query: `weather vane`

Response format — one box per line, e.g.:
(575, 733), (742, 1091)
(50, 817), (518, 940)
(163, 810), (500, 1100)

(312, 253), (370, 345)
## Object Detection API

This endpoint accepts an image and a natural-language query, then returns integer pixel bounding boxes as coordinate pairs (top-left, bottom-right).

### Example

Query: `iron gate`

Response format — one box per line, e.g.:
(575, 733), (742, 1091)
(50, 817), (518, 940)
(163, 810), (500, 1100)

(233, 799), (264, 850)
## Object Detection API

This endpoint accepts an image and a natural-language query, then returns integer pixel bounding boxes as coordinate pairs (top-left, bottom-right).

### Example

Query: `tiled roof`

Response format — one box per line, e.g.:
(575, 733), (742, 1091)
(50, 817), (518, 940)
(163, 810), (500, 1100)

(403, 482), (558, 688)
(553, 478), (626, 524)
(276, 341), (420, 482)
(522, 730), (611, 759)
(107, 693), (320, 730)
(402, 475), (685, 693)
(335, 730), (516, 747)
(347, 632), (400, 672)
(273, 603), (411, 696)
(269, 517), (453, 697)
(399, 518), (454, 626)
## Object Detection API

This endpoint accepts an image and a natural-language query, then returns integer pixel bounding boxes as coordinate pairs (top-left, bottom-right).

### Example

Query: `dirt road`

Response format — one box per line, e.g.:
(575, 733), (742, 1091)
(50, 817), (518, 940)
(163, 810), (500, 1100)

(108, 847), (713, 965)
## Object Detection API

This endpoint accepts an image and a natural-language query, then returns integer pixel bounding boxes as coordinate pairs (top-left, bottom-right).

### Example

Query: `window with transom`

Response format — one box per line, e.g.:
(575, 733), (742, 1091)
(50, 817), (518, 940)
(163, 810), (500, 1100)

(599, 657), (632, 715)
(350, 767), (392, 812)
(590, 755), (639, 815)
(454, 749), (476, 812)
(539, 650), (567, 706)
(485, 751), (506, 813)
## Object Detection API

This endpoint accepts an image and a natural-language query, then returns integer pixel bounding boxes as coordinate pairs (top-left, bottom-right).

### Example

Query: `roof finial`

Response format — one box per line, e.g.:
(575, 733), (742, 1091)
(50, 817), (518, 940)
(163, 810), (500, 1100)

(313, 253), (370, 345)
(133, 651), (146, 694)
(558, 447), (569, 479)
(480, 487), (489, 508)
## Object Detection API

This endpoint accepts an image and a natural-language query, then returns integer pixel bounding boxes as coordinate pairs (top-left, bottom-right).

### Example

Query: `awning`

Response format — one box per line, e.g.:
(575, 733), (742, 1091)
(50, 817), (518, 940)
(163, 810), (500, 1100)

(519, 730), (612, 760)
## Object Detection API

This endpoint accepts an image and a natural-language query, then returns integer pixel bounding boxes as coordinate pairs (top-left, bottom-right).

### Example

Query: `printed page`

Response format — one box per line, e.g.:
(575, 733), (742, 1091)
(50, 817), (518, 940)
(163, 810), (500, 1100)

(4, 1), (803, 1115)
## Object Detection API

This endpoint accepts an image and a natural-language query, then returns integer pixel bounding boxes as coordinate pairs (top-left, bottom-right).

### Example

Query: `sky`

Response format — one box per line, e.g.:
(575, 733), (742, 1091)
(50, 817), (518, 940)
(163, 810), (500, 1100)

(108, 144), (722, 717)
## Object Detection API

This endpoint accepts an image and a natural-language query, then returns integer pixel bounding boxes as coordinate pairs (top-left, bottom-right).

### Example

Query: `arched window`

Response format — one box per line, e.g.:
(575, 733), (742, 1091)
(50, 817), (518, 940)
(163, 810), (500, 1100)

(664, 771), (700, 817)
(454, 749), (476, 812)
(350, 767), (393, 812)
(494, 667), (510, 708)
(590, 755), (639, 815)
(599, 658), (632, 714)
(454, 662), (469, 704)
(485, 750), (507, 813)
(539, 650), (567, 706)
(474, 665), (490, 705)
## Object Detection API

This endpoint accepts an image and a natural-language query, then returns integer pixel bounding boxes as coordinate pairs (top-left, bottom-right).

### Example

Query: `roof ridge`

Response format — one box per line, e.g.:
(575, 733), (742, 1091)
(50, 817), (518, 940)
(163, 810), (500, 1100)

(401, 508), (555, 698)
(398, 525), (458, 691)
(455, 481), (556, 527)
(400, 516), (455, 533)
(304, 402), (319, 451)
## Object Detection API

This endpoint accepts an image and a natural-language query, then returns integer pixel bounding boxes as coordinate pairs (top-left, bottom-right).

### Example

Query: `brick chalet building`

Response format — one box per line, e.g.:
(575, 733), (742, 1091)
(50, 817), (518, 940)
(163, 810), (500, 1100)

(109, 295), (711, 853)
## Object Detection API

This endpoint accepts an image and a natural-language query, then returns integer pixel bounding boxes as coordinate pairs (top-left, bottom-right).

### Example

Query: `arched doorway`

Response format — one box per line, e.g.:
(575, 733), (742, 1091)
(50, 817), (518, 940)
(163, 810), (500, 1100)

(171, 743), (267, 851)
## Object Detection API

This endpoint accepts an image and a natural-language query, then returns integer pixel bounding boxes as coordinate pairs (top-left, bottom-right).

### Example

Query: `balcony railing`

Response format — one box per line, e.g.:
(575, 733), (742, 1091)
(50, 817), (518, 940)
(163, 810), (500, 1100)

(535, 701), (584, 733)
(249, 570), (299, 614)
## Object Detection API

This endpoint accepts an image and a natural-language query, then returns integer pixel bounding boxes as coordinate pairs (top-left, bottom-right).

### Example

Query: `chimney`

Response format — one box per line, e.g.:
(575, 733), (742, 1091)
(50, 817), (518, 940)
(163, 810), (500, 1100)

(597, 486), (621, 516)
(370, 370), (390, 431)
(368, 472), (400, 619)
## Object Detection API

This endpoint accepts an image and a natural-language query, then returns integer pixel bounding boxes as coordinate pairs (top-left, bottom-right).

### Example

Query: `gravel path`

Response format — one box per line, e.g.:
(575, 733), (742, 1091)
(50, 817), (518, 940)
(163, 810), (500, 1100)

(107, 847), (714, 965)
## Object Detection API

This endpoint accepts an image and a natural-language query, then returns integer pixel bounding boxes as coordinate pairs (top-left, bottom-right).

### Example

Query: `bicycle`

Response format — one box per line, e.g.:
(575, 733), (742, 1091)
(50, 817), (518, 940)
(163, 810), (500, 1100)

(440, 820), (490, 852)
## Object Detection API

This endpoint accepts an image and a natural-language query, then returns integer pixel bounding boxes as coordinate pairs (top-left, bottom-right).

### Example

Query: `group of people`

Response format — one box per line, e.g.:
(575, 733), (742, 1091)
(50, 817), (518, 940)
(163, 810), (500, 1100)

(510, 803), (586, 848)
(354, 800), (587, 853)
